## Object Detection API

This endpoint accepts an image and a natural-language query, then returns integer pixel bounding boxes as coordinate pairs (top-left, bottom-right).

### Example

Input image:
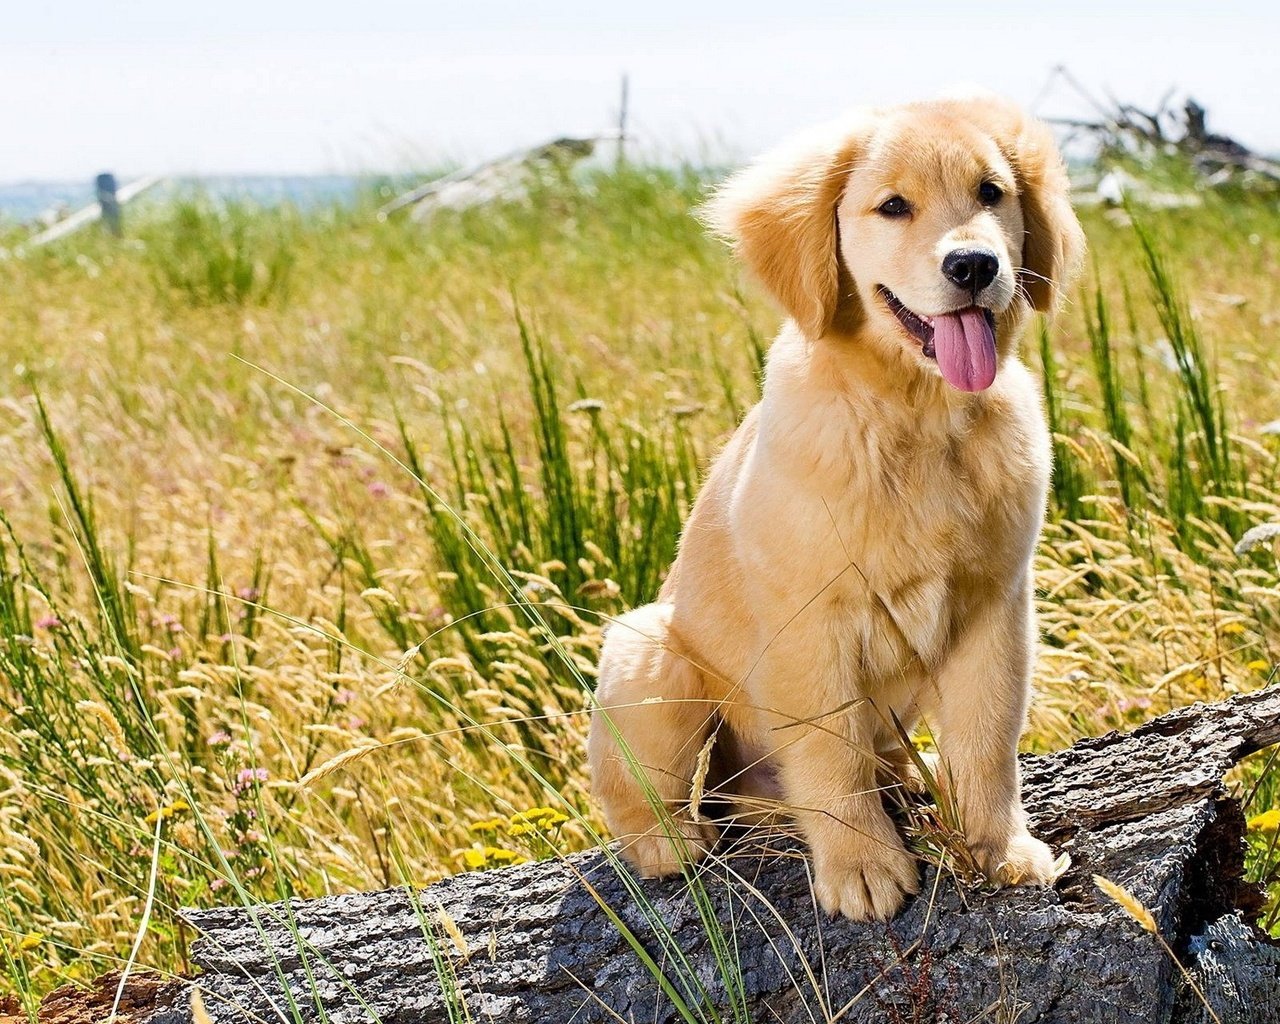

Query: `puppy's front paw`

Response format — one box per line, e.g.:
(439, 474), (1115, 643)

(813, 839), (920, 921)
(973, 830), (1061, 887)
(620, 817), (718, 878)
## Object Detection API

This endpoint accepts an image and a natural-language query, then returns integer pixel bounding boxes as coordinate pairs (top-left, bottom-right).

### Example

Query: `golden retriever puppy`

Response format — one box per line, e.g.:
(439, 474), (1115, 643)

(588, 95), (1084, 921)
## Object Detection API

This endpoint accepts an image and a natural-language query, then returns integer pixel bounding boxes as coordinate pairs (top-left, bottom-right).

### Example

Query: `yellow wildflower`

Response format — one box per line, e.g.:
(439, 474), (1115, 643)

(1248, 809), (1280, 832)
(507, 808), (569, 836)
(1220, 622), (1246, 635)
(468, 818), (507, 833)
(456, 845), (529, 871)
(510, 807), (558, 824)
(483, 847), (527, 865)
(1247, 660), (1270, 672)
(19, 932), (43, 951)
(458, 849), (489, 870)
(144, 800), (190, 825)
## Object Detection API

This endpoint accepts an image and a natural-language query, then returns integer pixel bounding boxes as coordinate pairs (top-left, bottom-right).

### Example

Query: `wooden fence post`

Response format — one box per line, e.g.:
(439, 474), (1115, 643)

(96, 172), (121, 236)
(616, 74), (629, 169)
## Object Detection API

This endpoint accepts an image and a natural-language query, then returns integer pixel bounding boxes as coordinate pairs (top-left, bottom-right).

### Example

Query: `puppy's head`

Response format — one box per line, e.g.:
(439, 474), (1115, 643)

(705, 97), (1084, 393)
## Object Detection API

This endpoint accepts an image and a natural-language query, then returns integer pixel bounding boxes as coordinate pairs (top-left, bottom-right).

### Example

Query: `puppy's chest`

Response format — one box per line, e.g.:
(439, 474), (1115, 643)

(760, 412), (997, 569)
(739, 413), (1009, 669)
(829, 440), (983, 666)
(834, 433), (989, 565)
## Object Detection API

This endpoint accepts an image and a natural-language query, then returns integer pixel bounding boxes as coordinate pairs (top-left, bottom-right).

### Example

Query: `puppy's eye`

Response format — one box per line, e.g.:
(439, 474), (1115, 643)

(978, 181), (1003, 205)
(877, 196), (910, 218)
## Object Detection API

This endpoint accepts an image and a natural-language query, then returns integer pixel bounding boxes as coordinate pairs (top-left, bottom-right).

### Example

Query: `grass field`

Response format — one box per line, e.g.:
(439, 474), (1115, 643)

(1, 160), (1278, 1011)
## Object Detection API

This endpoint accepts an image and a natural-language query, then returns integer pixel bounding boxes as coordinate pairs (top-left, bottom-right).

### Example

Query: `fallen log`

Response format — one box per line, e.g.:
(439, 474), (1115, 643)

(69, 688), (1280, 1023)
(375, 135), (619, 223)
(1038, 69), (1280, 189)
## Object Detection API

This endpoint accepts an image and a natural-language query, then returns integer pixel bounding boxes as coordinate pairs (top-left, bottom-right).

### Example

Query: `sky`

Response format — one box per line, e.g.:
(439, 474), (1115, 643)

(3, 2), (1277, 182)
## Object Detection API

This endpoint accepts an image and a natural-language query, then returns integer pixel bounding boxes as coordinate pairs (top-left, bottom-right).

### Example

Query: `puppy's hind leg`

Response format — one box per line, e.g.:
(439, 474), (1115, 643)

(588, 603), (718, 876)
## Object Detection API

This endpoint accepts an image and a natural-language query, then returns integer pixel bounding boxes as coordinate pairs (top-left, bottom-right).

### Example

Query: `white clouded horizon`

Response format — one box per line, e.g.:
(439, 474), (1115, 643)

(2, 2), (1277, 182)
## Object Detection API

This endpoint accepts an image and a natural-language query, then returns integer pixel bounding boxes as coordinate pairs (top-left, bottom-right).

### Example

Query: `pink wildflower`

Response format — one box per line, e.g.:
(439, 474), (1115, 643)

(233, 767), (269, 794)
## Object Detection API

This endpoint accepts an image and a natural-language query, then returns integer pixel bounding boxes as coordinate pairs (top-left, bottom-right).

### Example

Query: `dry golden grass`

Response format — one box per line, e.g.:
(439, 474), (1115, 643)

(0, 166), (1278, 1001)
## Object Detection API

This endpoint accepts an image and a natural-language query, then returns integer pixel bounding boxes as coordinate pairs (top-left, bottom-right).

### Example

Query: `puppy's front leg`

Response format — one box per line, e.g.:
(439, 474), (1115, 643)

(761, 645), (919, 920)
(935, 578), (1057, 885)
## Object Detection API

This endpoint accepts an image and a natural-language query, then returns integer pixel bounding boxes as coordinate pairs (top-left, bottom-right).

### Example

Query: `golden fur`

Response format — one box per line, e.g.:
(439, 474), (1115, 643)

(587, 95), (1085, 921)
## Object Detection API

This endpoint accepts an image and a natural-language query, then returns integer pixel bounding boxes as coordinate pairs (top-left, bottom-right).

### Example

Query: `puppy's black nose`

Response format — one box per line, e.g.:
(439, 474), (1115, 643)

(942, 248), (999, 296)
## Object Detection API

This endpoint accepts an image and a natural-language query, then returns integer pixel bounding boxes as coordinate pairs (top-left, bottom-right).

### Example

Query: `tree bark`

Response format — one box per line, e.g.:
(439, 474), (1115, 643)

(56, 688), (1280, 1023)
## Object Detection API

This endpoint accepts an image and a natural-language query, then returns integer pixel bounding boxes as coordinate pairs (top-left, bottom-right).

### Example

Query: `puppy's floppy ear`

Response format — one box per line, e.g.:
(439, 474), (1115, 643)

(1004, 112), (1085, 313)
(703, 118), (871, 338)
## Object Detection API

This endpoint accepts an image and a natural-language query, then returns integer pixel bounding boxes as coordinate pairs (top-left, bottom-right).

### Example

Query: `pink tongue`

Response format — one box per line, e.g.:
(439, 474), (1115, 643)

(932, 308), (997, 392)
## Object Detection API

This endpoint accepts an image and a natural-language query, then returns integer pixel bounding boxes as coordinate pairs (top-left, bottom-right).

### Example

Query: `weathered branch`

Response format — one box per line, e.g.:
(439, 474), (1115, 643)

(1044, 79), (1280, 187)
(42, 688), (1280, 1024)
